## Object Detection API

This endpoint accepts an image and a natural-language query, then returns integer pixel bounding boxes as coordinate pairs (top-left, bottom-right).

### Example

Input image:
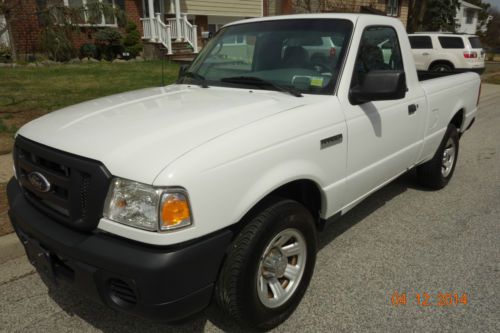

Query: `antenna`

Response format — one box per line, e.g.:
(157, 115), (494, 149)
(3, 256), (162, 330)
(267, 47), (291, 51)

(161, 48), (165, 86)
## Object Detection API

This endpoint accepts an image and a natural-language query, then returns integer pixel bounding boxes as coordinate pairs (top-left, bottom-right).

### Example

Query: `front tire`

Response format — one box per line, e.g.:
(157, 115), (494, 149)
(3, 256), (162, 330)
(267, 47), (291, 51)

(215, 198), (317, 330)
(417, 124), (459, 189)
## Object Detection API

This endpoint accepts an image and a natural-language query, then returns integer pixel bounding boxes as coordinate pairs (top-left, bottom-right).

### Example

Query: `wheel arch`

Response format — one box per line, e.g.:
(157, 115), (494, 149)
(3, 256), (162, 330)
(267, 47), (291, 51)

(232, 178), (326, 234)
(450, 108), (465, 133)
(429, 60), (455, 71)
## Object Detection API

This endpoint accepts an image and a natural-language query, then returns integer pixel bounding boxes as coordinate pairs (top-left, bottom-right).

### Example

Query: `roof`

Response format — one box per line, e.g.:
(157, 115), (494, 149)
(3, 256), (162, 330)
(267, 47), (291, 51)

(409, 32), (479, 37)
(461, 1), (482, 10)
(224, 13), (404, 28)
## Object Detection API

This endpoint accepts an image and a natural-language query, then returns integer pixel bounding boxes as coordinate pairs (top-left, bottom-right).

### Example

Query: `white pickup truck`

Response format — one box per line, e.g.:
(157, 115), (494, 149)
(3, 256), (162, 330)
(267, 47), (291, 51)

(7, 14), (480, 330)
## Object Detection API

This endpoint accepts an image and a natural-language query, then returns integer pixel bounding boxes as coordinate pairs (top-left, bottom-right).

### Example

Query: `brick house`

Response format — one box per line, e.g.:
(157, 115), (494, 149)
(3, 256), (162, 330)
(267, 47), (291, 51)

(4, 0), (263, 60)
(5, 0), (143, 59)
(5, 0), (408, 60)
(263, 0), (409, 27)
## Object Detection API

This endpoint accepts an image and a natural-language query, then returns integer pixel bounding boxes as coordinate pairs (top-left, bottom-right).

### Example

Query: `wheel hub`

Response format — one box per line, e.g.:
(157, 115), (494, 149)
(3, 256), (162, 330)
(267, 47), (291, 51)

(262, 248), (288, 278)
(441, 138), (456, 177)
(256, 228), (307, 308)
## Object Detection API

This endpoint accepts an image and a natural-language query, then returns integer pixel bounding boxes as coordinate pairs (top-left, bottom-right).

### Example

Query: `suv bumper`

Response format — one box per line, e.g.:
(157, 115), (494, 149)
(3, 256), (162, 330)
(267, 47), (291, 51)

(7, 178), (232, 321)
(457, 67), (485, 75)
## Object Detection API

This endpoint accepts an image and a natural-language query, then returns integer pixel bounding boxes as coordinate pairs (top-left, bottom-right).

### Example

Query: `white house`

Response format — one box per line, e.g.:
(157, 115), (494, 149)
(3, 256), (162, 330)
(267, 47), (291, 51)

(455, 0), (482, 34)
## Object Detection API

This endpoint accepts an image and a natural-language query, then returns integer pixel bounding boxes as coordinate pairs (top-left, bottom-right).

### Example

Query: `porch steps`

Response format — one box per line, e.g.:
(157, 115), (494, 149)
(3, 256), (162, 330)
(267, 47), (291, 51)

(168, 41), (197, 63)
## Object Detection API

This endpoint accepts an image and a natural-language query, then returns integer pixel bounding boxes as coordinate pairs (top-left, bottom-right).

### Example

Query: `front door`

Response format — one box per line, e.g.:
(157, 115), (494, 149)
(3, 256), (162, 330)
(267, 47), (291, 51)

(338, 22), (427, 210)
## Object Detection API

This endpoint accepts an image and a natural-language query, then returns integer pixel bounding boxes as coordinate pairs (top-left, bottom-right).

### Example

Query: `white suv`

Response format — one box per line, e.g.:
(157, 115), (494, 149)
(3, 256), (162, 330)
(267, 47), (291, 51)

(408, 33), (485, 74)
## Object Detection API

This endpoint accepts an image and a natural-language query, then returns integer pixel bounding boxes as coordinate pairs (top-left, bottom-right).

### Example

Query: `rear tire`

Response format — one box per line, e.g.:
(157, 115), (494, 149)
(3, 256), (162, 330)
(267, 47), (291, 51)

(430, 63), (453, 72)
(417, 124), (459, 189)
(215, 198), (317, 330)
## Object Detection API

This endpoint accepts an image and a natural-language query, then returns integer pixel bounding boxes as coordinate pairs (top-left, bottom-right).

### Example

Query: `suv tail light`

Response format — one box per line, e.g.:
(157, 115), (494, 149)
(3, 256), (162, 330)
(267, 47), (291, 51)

(464, 51), (478, 59)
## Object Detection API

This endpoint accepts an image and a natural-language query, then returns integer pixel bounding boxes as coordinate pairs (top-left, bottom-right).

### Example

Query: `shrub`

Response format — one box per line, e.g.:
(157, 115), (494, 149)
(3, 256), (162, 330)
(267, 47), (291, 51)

(0, 46), (12, 63)
(40, 28), (77, 62)
(79, 43), (99, 59)
(123, 21), (143, 58)
(95, 28), (123, 61)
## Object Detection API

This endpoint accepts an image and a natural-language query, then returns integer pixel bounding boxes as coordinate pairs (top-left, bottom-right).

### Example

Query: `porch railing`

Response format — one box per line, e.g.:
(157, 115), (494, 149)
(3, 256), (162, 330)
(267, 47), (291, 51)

(141, 14), (198, 54)
(140, 16), (173, 55)
(166, 15), (198, 52)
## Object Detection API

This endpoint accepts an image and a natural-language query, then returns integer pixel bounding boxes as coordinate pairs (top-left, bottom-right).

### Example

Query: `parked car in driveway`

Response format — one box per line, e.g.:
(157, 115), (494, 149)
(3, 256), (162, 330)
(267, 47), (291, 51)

(409, 33), (485, 74)
(7, 14), (481, 330)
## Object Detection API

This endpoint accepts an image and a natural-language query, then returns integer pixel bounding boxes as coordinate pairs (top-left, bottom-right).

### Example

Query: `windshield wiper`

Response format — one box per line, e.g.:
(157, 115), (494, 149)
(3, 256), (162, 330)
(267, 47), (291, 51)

(181, 71), (209, 88)
(220, 76), (303, 97)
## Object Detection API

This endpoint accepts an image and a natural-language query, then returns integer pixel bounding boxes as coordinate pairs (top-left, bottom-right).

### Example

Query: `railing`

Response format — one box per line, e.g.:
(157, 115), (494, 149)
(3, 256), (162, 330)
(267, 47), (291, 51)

(142, 15), (198, 54)
(140, 16), (173, 55)
(166, 15), (198, 53)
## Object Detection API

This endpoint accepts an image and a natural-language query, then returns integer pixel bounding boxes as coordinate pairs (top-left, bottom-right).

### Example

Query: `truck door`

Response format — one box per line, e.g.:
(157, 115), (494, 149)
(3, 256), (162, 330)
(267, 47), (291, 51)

(338, 24), (427, 210)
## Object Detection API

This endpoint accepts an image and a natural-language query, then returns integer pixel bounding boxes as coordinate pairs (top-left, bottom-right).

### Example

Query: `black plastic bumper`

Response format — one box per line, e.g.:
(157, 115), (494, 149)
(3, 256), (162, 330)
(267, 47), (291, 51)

(7, 178), (232, 321)
(457, 67), (485, 75)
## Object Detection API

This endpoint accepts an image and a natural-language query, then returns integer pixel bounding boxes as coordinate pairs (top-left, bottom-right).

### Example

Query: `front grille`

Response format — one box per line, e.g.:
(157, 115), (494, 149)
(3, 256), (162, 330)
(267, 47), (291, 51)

(13, 136), (111, 232)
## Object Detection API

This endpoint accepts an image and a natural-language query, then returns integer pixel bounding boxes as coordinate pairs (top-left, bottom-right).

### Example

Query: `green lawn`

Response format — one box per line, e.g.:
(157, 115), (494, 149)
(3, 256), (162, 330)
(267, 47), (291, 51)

(0, 60), (179, 152)
(0, 60), (179, 114)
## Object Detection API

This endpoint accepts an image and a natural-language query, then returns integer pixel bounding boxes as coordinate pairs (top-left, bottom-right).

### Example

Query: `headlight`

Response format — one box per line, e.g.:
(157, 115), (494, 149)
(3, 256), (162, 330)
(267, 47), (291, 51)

(103, 178), (192, 232)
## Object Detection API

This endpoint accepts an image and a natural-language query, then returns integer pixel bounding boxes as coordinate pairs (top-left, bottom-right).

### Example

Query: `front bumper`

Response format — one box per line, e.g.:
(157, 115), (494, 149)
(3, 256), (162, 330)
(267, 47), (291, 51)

(7, 178), (232, 321)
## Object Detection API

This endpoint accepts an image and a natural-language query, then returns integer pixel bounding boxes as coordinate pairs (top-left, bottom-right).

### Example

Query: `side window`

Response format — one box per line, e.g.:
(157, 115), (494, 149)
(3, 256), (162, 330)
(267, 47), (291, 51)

(438, 37), (465, 49)
(352, 26), (404, 87)
(409, 36), (433, 49)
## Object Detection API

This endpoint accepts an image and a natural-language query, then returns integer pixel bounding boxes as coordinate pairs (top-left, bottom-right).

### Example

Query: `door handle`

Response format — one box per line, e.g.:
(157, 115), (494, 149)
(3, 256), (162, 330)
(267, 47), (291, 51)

(422, 52), (430, 56)
(408, 104), (418, 115)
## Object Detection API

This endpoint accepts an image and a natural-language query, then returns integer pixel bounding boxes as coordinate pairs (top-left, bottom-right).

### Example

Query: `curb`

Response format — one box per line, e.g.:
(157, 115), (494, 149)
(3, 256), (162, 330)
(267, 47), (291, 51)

(0, 232), (25, 265)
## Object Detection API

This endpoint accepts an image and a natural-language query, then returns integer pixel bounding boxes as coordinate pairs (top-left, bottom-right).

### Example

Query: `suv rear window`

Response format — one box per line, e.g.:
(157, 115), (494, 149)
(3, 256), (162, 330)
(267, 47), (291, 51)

(438, 37), (465, 49)
(409, 36), (433, 49)
(468, 37), (482, 49)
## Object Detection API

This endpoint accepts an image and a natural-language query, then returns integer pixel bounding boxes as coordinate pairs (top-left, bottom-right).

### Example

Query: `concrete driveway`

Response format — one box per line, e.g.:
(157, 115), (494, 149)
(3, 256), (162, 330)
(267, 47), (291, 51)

(1, 85), (499, 333)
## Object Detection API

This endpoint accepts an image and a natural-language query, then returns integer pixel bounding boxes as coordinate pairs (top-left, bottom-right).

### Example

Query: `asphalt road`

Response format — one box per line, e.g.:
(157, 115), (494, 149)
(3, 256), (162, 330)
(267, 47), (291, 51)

(1, 85), (499, 333)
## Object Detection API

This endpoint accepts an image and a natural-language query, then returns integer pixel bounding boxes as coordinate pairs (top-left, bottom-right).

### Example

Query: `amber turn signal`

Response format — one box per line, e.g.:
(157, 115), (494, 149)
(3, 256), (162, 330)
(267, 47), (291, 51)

(160, 193), (192, 230)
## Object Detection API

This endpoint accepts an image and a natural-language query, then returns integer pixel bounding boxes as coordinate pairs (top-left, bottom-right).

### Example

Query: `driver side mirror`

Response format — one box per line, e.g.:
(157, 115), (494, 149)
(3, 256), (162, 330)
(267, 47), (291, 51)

(349, 70), (406, 105)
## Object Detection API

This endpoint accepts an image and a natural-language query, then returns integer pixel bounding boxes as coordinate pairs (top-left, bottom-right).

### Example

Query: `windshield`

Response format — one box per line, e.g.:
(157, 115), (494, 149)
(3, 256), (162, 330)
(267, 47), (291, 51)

(182, 19), (354, 95)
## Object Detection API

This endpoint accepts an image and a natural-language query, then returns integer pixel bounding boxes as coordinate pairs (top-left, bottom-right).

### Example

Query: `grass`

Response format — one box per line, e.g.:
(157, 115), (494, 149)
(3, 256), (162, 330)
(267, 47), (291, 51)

(0, 60), (179, 114)
(0, 60), (179, 153)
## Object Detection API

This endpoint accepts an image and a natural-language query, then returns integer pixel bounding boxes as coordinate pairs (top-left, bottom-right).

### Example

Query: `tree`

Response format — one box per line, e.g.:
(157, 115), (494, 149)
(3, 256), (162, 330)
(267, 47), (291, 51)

(423, 0), (460, 32)
(407, 0), (460, 33)
(482, 9), (500, 47)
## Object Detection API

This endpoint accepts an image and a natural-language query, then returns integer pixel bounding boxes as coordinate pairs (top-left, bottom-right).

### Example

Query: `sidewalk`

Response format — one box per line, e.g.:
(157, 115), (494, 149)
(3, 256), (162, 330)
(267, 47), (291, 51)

(1, 153), (14, 235)
(0, 153), (22, 263)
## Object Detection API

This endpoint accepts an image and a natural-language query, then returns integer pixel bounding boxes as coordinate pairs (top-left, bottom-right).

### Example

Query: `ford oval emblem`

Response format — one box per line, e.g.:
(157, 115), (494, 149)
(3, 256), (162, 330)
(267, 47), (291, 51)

(28, 172), (51, 193)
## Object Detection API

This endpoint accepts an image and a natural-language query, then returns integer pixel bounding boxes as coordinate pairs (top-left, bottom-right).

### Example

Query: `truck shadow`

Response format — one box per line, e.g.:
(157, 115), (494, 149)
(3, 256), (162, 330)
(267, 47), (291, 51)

(42, 170), (424, 333)
(317, 169), (423, 251)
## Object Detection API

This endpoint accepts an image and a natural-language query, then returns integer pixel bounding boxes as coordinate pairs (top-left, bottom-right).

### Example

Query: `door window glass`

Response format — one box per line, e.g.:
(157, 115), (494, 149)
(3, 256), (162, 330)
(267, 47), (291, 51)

(352, 26), (404, 87)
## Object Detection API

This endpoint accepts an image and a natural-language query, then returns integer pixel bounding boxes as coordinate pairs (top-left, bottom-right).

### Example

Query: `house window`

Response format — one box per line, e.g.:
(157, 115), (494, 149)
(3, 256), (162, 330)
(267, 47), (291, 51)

(64, 0), (117, 26)
(465, 8), (475, 24)
(386, 0), (399, 17)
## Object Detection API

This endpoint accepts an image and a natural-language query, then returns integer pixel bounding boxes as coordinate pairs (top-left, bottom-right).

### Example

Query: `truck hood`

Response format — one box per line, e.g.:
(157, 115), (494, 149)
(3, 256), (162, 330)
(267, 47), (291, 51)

(18, 85), (305, 184)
